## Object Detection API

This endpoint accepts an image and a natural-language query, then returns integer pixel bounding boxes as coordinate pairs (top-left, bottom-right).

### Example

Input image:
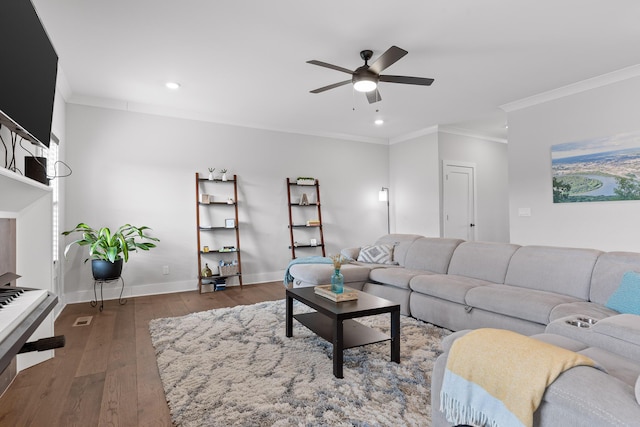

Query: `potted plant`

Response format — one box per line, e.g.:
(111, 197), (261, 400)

(62, 223), (159, 280)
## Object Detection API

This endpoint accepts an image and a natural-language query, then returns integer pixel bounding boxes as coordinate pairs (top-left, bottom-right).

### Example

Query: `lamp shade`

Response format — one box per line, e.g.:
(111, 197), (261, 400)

(379, 188), (388, 202)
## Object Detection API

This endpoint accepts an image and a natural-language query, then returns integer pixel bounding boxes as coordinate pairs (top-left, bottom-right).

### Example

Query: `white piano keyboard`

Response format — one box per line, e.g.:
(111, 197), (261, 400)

(0, 288), (49, 344)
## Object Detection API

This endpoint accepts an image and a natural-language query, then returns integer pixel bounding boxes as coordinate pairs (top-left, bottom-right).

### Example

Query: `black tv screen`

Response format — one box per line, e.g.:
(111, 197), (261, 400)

(0, 0), (58, 148)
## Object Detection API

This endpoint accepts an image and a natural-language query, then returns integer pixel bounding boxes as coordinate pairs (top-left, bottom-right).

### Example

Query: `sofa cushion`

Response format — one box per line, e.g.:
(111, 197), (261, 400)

(356, 244), (396, 264)
(410, 274), (493, 304)
(374, 234), (423, 266)
(369, 267), (433, 290)
(504, 245), (601, 300)
(403, 237), (463, 273)
(447, 241), (520, 284)
(590, 252), (640, 305)
(465, 284), (581, 325)
(606, 271), (640, 315)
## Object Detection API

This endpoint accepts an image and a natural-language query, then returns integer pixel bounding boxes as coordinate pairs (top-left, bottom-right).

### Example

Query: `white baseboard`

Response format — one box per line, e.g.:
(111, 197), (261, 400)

(62, 270), (287, 307)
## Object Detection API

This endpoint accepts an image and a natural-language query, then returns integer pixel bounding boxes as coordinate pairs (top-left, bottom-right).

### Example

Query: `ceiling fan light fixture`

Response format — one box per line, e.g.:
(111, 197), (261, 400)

(353, 78), (377, 93)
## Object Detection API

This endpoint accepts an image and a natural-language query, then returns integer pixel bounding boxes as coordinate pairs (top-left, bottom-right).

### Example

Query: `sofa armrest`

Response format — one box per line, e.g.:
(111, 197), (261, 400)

(546, 314), (640, 361)
(341, 247), (360, 261)
(591, 314), (640, 348)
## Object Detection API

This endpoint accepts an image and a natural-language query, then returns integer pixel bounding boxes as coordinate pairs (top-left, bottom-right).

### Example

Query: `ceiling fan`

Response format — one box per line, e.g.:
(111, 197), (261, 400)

(307, 46), (434, 104)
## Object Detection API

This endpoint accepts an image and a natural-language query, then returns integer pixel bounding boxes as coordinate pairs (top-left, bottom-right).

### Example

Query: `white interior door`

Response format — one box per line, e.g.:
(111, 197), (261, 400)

(443, 162), (476, 241)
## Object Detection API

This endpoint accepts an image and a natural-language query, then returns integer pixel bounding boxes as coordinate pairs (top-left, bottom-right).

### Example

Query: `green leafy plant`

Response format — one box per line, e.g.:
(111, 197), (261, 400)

(62, 223), (159, 263)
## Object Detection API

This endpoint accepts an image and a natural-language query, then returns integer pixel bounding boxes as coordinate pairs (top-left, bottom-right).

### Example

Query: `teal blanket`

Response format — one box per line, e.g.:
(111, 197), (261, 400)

(283, 256), (331, 285)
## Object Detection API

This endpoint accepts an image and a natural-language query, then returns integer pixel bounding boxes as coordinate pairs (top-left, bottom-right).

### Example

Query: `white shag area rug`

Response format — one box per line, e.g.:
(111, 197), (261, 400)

(149, 299), (451, 427)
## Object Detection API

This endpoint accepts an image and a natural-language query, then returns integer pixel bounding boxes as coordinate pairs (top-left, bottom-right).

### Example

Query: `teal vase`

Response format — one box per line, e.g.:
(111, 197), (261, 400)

(331, 268), (344, 294)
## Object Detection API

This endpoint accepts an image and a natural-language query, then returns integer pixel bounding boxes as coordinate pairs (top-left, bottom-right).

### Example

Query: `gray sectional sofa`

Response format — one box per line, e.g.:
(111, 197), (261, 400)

(286, 233), (640, 426)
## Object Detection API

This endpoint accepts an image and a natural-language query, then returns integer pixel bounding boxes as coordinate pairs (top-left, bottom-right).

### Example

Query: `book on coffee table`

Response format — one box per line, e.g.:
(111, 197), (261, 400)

(314, 285), (359, 302)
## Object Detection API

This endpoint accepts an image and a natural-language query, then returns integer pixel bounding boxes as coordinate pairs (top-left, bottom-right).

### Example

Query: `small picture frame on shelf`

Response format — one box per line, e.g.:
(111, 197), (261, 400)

(225, 218), (235, 228)
(200, 194), (210, 204)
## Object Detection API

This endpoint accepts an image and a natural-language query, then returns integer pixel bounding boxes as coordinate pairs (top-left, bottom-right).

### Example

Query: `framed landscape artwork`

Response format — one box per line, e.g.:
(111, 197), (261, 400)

(551, 131), (640, 203)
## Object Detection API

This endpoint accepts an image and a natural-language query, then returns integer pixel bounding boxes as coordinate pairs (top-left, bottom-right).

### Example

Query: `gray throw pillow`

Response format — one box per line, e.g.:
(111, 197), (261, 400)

(357, 244), (396, 264)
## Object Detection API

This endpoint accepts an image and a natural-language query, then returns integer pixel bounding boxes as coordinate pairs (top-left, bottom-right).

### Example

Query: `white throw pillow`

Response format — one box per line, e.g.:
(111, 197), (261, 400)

(356, 244), (396, 264)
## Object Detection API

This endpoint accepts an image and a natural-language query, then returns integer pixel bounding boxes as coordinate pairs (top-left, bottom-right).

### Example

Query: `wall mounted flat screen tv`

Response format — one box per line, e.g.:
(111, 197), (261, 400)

(0, 0), (58, 148)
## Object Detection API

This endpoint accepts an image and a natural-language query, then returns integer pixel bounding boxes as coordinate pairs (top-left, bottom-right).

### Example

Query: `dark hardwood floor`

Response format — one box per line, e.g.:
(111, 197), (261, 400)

(0, 282), (286, 426)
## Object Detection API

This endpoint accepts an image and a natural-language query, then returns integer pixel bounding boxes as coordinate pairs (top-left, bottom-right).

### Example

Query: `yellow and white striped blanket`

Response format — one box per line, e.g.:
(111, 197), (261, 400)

(440, 328), (598, 427)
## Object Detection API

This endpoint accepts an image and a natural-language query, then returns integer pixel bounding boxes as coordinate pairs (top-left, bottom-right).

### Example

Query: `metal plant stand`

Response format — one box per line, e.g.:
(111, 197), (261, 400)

(91, 277), (127, 312)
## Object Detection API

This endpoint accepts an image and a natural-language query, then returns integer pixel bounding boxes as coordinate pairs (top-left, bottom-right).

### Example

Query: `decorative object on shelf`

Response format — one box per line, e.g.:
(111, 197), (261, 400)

(219, 264), (238, 276)
(214, 277), (226, 291)
(200, 193), (210, 204)
(227, 197), (234, 204)
(208, 167), (215, 181)
(203, 246), (209, 253)
(220, 169), (228, 181)
(314, 284), (358, 302)
(310, 238), (317, 246)
(306, 219), (321, 226)
(296, 177), (315, 185)
(300, 193), (309, 205)
(225, 218), (235, 228)
(202, 263), (213, 277)
(62, 222), (159, 281)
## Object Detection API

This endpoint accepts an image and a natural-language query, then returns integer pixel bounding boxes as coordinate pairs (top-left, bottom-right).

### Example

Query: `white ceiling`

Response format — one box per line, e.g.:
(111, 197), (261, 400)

(32, 0), (640, 143)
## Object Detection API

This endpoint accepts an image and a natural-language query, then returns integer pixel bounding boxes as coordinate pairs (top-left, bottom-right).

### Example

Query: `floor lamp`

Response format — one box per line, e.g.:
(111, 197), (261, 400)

(379, 187), (390, 234)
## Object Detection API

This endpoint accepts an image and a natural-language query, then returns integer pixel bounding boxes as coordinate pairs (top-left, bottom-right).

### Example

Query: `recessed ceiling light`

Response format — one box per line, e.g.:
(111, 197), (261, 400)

(166, 82), (181, 90)
(374, 119), (384, 125)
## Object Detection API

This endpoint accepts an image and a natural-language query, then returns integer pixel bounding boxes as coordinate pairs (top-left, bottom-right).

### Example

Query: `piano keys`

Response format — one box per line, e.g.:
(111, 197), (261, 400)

(0, 287), (58, 375)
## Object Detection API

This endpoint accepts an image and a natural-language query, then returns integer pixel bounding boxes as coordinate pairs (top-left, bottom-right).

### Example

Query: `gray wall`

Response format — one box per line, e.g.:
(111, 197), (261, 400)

(439, 131), (510, 242)
(389, 129), (510, 242)
(507, 75), (640, 251)
(389, 132), (440, 236)
(63, 105), (390, 301)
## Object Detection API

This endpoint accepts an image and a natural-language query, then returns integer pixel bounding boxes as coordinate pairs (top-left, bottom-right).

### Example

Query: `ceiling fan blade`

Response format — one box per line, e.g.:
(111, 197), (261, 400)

(310, 80), (351, 94)
(368, 46), (408, 74)
(379, 75), (434, 86)
(307, 60), (353, 75)
(366, 89), (382, 104)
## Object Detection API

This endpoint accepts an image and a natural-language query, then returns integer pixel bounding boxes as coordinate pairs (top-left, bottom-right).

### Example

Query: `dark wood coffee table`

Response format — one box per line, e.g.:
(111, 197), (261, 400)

(285, 287), (400, 378)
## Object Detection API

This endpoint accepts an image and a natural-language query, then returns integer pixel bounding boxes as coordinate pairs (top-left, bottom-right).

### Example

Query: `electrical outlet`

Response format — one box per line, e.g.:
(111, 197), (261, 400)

(162, 265), (170, 275)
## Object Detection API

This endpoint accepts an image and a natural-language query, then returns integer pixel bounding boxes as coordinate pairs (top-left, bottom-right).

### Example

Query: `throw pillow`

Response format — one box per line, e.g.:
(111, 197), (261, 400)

(357, 244), (396, 265)
(605, 271), (640, 315)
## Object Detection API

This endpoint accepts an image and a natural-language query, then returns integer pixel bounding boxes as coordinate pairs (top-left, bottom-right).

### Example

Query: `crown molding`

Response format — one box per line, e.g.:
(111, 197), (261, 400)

(66, 95), (388, 145)
(389, 125), (439, 145)
(501, 64), (640, 112)
(438, 125), (507, 144)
